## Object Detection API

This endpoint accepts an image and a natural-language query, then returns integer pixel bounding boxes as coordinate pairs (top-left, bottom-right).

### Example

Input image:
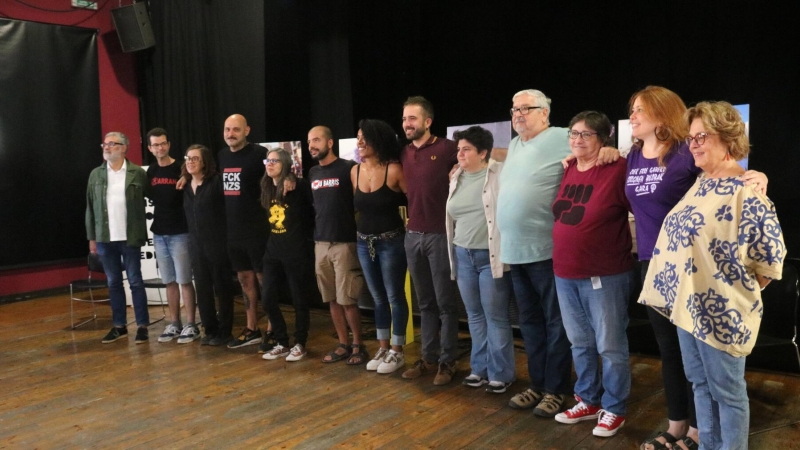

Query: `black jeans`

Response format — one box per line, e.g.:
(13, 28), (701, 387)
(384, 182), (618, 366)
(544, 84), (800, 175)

(261, 248), (316, 347)
(641, 260), (696, 427)
(191, 241), (235, 337)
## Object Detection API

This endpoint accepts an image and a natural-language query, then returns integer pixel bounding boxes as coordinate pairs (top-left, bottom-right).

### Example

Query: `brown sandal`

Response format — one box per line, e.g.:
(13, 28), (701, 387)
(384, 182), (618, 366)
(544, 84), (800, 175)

(346, 344), (369, 365)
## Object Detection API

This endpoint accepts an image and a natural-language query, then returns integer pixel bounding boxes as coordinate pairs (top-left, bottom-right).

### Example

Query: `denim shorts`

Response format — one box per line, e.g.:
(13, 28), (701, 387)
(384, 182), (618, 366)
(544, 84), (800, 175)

(153, 233), (193, 284)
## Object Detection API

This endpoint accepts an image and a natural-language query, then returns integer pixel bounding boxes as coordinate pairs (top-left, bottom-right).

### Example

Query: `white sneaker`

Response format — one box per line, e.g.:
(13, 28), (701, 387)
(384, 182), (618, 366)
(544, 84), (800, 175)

(158, 324), (181, 343)
(377, 350), (404, 374)
(366, 347), (388, 371)
(176, 324), (200, 344)
(262, 344), (289, 360)
(286, 344), (307, 362)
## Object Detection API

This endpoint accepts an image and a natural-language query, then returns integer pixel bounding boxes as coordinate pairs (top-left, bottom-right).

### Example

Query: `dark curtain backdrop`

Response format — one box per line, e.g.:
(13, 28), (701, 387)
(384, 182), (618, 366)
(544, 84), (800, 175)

(141, 1), (799, 253)
(0, 19), (100, 268)
(138, 0), (265, 162)
(345, 1), (800, 255)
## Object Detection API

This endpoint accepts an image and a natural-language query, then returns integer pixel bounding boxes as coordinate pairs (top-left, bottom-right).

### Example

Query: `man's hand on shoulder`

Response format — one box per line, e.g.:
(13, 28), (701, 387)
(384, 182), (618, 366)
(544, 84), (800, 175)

(596, 146), (621, 166)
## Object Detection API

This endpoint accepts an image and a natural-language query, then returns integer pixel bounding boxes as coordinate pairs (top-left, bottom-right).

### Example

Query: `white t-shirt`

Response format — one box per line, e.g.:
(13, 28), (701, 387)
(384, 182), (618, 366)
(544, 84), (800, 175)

(106, 161), (128, 241)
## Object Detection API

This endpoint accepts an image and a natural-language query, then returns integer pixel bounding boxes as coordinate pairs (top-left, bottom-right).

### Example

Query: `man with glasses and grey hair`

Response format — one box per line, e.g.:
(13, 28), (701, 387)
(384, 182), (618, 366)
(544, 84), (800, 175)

(496, 89), (619, 417)
(86, 131), (150, 344)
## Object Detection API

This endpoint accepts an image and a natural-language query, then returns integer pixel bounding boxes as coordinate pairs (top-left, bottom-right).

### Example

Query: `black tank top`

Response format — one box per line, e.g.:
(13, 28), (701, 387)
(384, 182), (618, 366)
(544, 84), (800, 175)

(353, 164), (405, 235)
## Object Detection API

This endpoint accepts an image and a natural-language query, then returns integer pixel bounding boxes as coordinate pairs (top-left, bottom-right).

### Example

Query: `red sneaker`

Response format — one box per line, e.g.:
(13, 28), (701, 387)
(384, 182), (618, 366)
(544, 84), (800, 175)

(554, 395), (601, 424)
(593, 410), (626, 437)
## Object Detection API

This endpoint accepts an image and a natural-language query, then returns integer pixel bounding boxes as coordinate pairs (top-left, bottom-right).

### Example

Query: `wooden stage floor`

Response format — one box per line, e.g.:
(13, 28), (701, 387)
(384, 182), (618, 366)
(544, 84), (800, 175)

(2, 295), (800, 449)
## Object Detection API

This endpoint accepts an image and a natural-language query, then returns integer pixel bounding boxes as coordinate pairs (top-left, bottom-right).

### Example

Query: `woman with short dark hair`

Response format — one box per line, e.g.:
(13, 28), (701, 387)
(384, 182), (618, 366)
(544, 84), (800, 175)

(551, 111), (635, 438)
(446, 125), (515, 394)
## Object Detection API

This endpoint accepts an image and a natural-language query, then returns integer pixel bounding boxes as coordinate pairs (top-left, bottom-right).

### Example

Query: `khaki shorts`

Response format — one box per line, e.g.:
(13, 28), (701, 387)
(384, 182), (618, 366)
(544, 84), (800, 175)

(315, 241), (364, 306)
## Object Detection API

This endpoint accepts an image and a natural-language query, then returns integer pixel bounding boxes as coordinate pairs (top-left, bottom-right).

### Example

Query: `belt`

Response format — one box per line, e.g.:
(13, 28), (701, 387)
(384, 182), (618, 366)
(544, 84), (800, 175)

(357, 228), (404, 261)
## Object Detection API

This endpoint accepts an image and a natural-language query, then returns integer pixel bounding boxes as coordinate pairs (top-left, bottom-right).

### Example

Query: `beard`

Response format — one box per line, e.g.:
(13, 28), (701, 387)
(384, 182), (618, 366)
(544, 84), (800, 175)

(310, 146), (330, 161)
(405, 126), (426, 141)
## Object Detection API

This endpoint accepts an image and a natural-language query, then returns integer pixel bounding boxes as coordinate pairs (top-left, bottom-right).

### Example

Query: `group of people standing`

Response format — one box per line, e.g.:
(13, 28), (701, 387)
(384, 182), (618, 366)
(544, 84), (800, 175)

(85, 87), (784, 450)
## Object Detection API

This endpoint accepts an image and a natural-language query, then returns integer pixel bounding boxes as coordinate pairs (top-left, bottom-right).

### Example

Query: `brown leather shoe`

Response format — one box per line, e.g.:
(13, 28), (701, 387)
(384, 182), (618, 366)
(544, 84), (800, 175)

(402, 358), (435, 379)
(433, 361), (457, 386)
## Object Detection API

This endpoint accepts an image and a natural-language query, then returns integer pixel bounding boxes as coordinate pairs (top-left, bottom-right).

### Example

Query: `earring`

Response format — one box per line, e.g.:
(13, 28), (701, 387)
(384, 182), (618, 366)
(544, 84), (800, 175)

(655, 126), (670, 142)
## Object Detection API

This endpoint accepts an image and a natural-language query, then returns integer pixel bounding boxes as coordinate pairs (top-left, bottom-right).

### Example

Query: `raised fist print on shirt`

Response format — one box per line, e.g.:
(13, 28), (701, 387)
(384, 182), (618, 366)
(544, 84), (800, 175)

(553, 184), (594, 225)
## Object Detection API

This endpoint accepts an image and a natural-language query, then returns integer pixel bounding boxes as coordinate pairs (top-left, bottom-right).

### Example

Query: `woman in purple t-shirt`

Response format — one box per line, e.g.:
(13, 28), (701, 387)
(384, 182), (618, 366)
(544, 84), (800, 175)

(627, 86), (767, 450)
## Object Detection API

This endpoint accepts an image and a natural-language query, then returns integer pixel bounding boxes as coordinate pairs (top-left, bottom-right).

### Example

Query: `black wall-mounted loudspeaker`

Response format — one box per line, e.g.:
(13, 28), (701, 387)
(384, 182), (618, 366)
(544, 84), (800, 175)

(111, 2), (155, 52)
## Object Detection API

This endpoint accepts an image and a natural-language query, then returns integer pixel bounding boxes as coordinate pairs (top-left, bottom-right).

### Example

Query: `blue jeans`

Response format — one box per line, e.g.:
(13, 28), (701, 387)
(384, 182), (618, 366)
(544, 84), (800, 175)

(455, 246), (515, 383)
(678, 328), (749, 450)
(153, 233), (193, 285)
(358, 234), (409, 346)
(555, 271), (634, 415)
(95, 241), (149, 327)
(510, 259), (571, 395)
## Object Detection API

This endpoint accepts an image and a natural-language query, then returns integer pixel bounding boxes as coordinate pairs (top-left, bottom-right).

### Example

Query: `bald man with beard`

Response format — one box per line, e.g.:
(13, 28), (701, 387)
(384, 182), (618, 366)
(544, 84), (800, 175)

(216, 114), (272, 349)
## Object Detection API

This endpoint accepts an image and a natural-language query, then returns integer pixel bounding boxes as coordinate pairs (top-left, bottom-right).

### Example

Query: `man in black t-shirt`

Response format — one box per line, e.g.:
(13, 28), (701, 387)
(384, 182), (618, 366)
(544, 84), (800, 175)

(146, 128), (198, 344)
(218, 114), (269, 349)
(308, 126), (367, 364)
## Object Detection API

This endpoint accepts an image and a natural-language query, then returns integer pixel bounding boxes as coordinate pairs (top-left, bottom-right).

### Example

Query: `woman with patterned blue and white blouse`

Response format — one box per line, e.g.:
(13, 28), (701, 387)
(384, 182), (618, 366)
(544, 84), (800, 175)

(639, 101), (785, 450)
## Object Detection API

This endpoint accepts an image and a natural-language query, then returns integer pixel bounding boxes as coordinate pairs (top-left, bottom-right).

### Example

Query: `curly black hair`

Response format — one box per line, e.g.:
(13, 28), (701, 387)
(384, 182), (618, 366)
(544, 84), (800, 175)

(358, 119), (400, 164)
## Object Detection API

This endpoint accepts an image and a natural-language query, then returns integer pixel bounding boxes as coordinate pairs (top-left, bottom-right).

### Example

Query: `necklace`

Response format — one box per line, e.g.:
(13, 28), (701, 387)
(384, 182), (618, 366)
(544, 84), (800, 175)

(363, 163), (381, 182)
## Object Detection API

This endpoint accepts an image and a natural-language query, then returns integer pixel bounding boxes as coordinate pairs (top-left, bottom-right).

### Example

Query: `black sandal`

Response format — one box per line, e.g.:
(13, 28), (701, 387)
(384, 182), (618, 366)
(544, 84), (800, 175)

(322, 343), (350, 363)
(679, 437), (699, 450)
(346, 344), (368, 365)
(640, 431), (679, 450)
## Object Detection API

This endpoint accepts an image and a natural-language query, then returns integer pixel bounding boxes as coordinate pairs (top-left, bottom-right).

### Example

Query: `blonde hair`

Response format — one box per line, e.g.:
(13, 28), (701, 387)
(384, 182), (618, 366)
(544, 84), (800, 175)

(629, 86), (688, 166)
(685, 101), (750, 161)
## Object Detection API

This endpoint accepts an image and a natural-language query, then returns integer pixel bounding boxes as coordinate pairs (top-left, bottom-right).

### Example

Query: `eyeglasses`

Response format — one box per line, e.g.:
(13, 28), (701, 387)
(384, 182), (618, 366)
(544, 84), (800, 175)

(100, 142), (124, 149)
(263, 158), (281, 165)
(149, 142), (169, 148)
(568, 130), (598, 140)
(685, 132), (715, 146)
(509, 106), (542, 117)
(184, 156), (201, 163)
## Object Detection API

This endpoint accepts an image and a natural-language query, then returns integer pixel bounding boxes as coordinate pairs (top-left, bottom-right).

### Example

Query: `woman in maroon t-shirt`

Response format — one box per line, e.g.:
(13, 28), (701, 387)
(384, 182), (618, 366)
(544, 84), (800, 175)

(551, 111), (635, 438)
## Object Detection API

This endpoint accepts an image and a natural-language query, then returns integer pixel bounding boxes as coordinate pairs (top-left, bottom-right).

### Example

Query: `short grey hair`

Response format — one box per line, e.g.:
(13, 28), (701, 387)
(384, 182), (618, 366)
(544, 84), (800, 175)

(513, 89), (552, 125)
(105, 131), (129, 146)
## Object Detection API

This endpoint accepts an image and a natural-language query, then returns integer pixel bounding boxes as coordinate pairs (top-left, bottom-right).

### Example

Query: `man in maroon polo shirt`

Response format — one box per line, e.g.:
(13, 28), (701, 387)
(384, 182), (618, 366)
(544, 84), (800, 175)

(399, 96), (460, 385)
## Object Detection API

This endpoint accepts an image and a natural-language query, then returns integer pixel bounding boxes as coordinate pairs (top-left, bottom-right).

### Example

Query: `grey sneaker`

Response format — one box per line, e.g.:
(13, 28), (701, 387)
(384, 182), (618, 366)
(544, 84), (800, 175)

(158, 323), (181, 343)
(433, 361), (457, 386)
(402, 358), (435, 379)
(533, 393), (567, 418)
(508, 388), (543, 410)
(366, 348), (389, 371)
(177, 324), (200, 344)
